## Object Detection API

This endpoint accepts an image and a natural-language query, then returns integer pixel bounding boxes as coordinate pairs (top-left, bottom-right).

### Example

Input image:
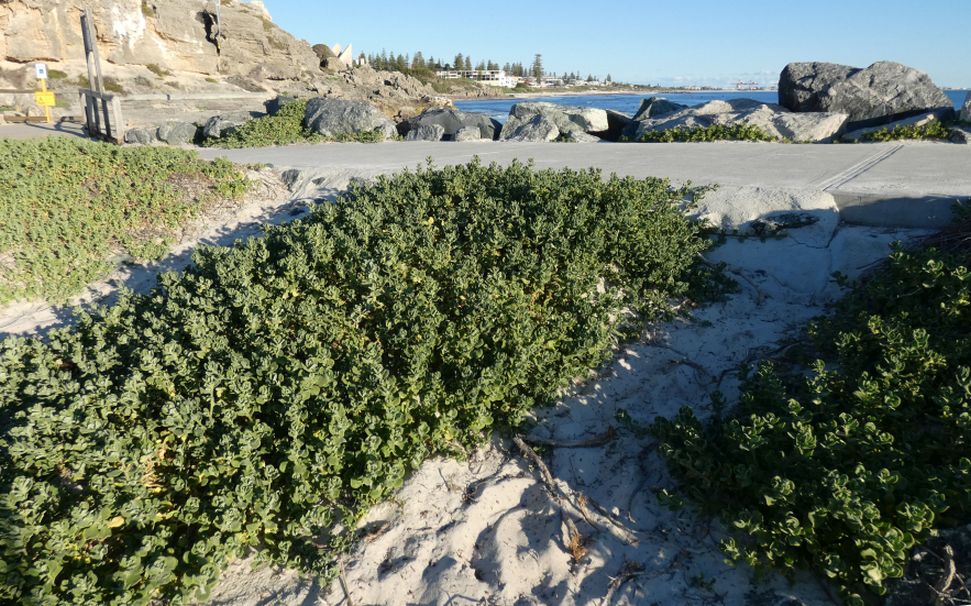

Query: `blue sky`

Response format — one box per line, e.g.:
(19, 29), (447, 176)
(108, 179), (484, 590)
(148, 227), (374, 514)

(263, 0), (970, 88)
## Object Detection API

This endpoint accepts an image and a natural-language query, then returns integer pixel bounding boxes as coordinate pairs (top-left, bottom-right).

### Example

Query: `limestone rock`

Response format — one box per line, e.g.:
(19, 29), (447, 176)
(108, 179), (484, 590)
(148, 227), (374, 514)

(604, 110), (632, 141)
(202, 110), (261, 139)
(499, 103), (608, 142)
(156, 121), (198, 145)
(779, 61), (954, 128)
(500, 114), (559, 142)
(404, 123), (445, 141)
(559, 130), (600, 143)
(632, 99), (847, 143)
(454, 127), (482, 142)
(124, 127), (155, 144)
(633, 97), (688, 121)
(962, 91), (971, 122)
(303, 97), (397, 140)
(402, 108), (500, 141)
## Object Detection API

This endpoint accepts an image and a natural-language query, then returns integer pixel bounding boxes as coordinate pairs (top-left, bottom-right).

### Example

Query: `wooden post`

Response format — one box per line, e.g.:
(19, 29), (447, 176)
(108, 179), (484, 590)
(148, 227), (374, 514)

(80, 10), (101, 137)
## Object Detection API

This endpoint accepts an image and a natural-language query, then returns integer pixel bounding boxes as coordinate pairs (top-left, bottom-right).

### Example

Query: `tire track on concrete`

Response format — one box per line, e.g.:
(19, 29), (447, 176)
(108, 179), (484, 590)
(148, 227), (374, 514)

(815, 144), (904, 192)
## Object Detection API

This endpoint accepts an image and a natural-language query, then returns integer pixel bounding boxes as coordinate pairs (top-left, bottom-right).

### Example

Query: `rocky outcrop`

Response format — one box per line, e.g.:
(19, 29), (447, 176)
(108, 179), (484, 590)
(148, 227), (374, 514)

(779, 61), (954, 129)
(632, 99), (847, 143)
(604, 110), (632, 141)
(962, 92), (971, 122)
(0, 0), (320, 80)
(156, 121), (198, 145)
(311, 68), (450, 122)
(499, 102), (609, 142)
(303, 98), (397, 140)
(404, 123), (445, 142)
(401, 108), (500, 141)
(949, 127), (971, 144)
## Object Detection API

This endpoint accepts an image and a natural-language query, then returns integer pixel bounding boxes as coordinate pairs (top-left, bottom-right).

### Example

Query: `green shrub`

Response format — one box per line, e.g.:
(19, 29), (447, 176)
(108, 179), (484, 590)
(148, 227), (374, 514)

(0, 138), (248, 305)
(861, 120), (953, 142)
(0, 161), (716, 604)
(146, 64), (172, 78)
(637, 123), (777, 143)
(654, 243), (971, 603)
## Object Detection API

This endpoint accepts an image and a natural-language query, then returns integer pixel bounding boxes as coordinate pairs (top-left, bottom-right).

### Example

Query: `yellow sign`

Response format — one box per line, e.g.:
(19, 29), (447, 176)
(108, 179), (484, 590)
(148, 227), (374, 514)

(34, 90), (56, 107)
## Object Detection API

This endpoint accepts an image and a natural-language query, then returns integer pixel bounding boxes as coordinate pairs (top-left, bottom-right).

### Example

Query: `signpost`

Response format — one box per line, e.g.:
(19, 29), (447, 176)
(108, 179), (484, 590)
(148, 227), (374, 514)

(34, 63), (55, 124)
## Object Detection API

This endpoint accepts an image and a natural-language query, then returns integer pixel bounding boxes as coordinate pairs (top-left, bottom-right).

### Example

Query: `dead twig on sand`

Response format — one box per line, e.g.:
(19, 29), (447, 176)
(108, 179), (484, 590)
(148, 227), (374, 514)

(524, 426), (618, 449)
(601, 560), (646, 606)
(338, 559), (354, 606)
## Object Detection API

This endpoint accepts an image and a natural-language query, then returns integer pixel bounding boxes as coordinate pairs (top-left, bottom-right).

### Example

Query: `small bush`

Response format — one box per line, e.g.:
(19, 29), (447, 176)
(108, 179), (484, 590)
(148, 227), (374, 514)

(45, 69), (68, 81)
(637, 123), (777, 143)
(861, 120), (953, 142)
(0, 161), (717, 604)
(654, 242), (971, 603)
(0, 138), (249, 304)
(146, 64), (172, 78)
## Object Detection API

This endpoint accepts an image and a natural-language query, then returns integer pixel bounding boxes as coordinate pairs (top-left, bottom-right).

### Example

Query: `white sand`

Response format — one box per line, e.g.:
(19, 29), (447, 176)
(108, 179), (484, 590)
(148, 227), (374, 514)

(200, 185), (932, 606)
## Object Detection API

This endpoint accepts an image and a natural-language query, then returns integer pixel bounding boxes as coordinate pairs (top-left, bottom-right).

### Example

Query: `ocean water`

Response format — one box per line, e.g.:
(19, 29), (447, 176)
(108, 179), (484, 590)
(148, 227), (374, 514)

(456, 90), (970, 123)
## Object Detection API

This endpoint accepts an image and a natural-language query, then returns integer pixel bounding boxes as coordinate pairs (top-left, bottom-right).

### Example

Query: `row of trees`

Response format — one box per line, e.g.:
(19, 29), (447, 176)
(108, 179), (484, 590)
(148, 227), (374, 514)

(364, 50), (610, 83)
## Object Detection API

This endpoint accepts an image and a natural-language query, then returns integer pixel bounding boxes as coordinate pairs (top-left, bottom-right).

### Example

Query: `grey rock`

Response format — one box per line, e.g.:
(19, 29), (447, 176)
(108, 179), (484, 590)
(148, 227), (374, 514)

(779, 61), (954, 129)
(156, 121), (198, 145)
(840, 110), (952, 142)
(501, 114), (559, 142)
(402, 108), (500, 141)
(632, 100), (847, 143)
(962, 91), (971, 122)
(604, 109), (632, 141)
(404, 123), (446, 141)
(454, 126), (483, 142)
(559, 130), (601, 143)
(202, 111), (262, 139)
(124, 127), (155, 145)
(632, 97), (688, 121)
(499, 102), (608, 142)
(264, 95), (298, 116)
(950, 126), (971, 144)
(303, 98), (398, 140)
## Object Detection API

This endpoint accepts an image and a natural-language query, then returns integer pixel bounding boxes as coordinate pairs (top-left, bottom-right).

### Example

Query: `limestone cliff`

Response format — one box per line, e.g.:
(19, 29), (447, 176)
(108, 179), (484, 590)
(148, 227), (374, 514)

(0, 0), (445, 121)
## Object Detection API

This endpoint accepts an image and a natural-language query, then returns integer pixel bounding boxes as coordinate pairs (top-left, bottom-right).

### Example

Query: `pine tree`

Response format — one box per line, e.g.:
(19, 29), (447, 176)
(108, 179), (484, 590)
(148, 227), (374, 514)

(464, 56), (472, 71)
(531, 54), (543, 80)
(412, 51), (425, 69)
(453, 53), (464, 71)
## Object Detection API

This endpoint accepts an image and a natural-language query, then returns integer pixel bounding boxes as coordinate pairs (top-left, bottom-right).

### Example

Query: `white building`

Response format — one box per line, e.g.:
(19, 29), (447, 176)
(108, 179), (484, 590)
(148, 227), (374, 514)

(435, 69), (518, 88)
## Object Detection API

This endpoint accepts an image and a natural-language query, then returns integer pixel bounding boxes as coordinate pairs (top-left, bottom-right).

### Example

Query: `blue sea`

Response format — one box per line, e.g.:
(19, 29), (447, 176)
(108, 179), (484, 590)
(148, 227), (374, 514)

(456, 90), (970, 123)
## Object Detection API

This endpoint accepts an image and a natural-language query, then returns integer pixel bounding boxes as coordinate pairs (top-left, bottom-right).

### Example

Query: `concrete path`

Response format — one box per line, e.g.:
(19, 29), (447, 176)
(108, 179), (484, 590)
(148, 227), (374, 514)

(200, 140), (971, 228)
(0, 120), (87, 140)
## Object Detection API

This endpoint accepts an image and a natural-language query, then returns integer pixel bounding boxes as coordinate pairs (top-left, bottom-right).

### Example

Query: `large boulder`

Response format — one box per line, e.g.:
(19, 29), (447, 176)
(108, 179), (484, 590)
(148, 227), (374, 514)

(404, 123), (446, 142)
(202, 110), (263, 139)
(303, 98), (398, 140)
(454, 127), (483, 142)
(632, 97), (688, 121)
(632, 99), (847, 143)
(401, 108), (500, 141)
(501, 114), (559, 142)
(124, 127), (155, 145)
(962, 92), (971, 122)
(604, 110), (633, 141)
(156, 121), (199, 145)
(499, 102), (609, 142)
(779, 61), (954, 129)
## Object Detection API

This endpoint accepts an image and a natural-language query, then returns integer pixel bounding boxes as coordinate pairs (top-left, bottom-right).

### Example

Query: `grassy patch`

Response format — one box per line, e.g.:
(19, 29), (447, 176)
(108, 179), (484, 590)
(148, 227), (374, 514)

(637, 122), (777, 142)
(46, 69), (68, 81)
(0, 161), (719, 604)
(0, 138), (249, 305)
(654, 234), (971, 603)
(861, 120), (953, 142)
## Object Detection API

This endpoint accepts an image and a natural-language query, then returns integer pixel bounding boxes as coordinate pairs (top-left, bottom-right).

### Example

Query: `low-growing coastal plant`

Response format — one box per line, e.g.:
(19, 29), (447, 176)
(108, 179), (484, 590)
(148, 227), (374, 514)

(0, 138), (249, 305)
(637, 123), (777, 143)
(0, 160), (718, 604)
(861, 120), (953, 142)
(209, 99), (392, 148)
(654, 240), (971, 603)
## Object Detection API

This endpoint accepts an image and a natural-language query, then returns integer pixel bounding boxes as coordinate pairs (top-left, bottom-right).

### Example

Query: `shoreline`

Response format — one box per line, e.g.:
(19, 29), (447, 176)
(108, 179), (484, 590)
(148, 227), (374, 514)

(449, 87), (780, 102)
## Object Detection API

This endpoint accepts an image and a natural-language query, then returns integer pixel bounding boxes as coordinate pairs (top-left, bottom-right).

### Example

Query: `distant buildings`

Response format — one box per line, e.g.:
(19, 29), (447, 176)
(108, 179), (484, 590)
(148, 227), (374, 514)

(434, 69), (610, 89)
